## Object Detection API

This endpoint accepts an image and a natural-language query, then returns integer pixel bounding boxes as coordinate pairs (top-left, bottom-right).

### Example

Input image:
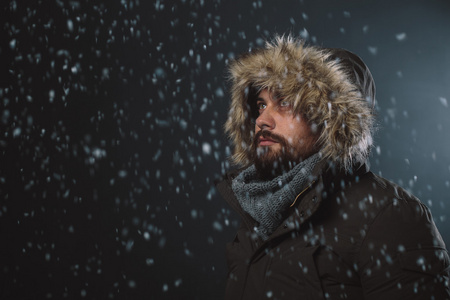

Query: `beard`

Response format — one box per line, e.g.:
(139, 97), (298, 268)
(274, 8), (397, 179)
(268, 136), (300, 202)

(251, 130), (315, 180)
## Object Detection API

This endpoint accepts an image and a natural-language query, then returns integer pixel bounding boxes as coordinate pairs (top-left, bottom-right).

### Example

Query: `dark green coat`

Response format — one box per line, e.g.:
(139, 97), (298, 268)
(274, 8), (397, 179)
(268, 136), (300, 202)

(217, 162), (450, 300)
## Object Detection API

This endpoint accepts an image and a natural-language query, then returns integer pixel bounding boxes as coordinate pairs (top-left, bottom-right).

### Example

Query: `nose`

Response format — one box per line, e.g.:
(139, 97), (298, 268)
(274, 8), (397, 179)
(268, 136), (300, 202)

(255, 108), (275, 130)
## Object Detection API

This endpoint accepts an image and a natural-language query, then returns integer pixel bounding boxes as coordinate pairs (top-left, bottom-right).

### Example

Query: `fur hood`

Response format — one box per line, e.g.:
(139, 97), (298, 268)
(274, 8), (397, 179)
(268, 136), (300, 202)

(225, 35), (376, 171)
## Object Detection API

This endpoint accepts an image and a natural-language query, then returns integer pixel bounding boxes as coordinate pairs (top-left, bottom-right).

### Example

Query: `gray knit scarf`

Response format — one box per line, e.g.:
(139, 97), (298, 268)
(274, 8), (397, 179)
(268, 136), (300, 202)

(231, 153), (321, 240)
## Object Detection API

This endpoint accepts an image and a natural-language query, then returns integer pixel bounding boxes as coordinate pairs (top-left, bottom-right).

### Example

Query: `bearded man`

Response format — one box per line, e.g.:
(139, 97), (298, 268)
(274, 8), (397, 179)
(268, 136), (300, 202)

(216, 36), (450, 299)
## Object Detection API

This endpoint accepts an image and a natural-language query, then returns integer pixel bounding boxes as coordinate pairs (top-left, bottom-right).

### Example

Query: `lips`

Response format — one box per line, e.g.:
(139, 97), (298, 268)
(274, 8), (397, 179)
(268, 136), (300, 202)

(259, 137), (278, 146)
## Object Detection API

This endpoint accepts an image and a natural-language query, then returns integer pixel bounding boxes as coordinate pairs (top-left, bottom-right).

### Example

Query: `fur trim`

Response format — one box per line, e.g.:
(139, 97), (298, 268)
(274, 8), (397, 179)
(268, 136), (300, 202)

(225, 35), (375, 171)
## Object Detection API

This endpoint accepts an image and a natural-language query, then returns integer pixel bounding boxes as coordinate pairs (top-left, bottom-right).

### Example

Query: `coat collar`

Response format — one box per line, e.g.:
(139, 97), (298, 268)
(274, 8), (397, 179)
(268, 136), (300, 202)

(216, 160), (370, 244)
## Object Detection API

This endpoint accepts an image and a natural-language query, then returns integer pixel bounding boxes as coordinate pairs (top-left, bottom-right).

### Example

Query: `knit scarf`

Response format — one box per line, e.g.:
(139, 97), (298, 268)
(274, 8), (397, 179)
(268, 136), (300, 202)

(231, 153), (321, 240)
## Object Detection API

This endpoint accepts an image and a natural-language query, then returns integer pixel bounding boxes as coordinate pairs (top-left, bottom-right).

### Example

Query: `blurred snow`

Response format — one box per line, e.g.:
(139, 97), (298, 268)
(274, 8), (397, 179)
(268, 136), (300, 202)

(1, 0), (449, 299)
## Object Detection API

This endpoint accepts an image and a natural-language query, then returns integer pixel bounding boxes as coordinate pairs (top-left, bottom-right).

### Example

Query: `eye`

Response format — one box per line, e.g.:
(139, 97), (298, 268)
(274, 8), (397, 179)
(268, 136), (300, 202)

(257, 102), (266, 110)
(279, 98), (290, 108)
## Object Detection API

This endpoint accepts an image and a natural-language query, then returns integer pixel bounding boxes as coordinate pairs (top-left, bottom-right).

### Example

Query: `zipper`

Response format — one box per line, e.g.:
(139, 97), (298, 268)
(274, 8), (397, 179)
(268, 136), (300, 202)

(290, 180), (315, 207)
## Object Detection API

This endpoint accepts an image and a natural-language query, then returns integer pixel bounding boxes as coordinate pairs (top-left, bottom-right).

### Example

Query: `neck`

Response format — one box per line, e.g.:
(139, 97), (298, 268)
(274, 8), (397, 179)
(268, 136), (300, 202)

(255, 154), (318, 181)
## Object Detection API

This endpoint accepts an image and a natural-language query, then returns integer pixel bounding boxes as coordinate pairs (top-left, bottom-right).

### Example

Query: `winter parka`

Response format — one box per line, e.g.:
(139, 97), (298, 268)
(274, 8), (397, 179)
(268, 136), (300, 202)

(217, 161), (450, 299)
(219, 36), (450, 299)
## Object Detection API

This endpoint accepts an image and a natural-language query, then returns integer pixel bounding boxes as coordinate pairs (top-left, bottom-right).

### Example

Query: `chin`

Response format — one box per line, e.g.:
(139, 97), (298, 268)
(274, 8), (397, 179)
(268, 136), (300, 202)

(256, 145), (280, 158)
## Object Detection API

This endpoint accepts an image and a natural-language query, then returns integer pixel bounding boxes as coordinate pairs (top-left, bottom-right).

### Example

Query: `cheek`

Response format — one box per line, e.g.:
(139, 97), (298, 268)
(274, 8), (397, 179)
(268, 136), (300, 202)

(289, 118), (307, 135)
(290, 121), (314, 143)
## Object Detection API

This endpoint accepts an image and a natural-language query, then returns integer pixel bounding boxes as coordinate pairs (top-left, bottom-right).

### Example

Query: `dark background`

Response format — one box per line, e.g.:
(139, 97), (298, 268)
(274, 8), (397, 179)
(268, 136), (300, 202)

(1, 0), (449, 299)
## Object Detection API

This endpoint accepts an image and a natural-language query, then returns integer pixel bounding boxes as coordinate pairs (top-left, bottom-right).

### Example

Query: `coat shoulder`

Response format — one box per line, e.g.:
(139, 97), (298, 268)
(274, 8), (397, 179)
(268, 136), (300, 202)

(316, 170), (443, 250)
(339, 170), (423, 215)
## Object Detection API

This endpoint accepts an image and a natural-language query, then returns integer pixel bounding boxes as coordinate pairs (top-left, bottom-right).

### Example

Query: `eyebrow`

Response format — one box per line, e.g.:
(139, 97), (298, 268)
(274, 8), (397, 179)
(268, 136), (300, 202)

(256, 96), (285, 102)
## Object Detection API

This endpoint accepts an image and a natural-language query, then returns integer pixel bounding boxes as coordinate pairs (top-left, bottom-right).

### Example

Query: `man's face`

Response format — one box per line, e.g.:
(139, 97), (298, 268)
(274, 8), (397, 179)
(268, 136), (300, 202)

(252, 89), (319, 178)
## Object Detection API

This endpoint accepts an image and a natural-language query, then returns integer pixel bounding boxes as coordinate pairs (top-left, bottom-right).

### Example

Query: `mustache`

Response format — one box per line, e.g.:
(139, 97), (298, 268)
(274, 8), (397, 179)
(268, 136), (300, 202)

(254, 130), (284, 144)
(252, 131), (289, 154)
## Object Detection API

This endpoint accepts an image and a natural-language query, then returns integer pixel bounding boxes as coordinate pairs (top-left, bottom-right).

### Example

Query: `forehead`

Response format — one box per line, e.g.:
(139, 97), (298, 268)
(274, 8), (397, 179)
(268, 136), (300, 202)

(256, 89), (281, 101)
